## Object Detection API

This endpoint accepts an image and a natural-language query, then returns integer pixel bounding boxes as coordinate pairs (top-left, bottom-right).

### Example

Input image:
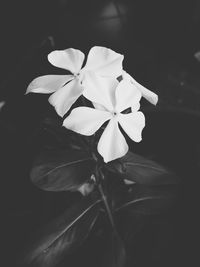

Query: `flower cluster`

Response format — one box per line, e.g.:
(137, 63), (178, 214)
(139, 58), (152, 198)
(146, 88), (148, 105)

(27, 46), (158, 162)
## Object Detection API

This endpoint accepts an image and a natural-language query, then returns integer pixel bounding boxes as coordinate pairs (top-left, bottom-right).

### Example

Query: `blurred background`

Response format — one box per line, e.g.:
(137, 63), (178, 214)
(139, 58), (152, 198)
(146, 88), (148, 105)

(0, 0), (200, 266)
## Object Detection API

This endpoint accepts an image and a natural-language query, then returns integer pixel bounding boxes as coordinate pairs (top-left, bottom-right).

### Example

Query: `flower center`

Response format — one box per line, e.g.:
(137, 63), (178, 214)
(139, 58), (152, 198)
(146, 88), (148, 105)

(74, 72), (80, 78)
(111, 111), (118, 117)
(74, 70), (85, 83)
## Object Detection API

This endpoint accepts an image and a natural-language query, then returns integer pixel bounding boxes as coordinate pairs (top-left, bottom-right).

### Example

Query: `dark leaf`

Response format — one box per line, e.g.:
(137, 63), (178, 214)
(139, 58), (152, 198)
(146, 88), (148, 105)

(97, 177), (145, 245)
(107, 151), (179, 185)
(102, 231), (126, 267)
(116, 184), (178, 215)
(22, 196), (101, 267)
(42, 116), (94, 152)
(105, 175), (128, 211)
(115, 210), (146, 245)
(30, 149), (95, 191)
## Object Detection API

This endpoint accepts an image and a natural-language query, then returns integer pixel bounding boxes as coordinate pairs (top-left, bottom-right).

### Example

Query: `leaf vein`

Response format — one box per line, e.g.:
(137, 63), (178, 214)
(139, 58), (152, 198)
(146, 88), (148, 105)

(40, 157), (92, 178)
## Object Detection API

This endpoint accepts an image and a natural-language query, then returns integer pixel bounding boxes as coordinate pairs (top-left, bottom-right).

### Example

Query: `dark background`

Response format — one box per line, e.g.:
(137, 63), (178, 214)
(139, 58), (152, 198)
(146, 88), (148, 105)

(1, 1), (200, 266)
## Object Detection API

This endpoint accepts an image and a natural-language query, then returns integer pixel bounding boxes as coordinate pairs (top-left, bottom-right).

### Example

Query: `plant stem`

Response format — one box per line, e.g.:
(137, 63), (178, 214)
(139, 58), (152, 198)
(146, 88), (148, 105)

(98, 183), (116, 229)
(93, 155), (117, 231)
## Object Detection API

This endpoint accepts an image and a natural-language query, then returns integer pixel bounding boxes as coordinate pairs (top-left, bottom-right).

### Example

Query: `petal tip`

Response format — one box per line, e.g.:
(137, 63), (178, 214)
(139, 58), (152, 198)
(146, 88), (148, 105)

(25, 88), (29, 95)
(48, 95), (64, 117)
(25, 84), (35, 95)
(47, 51), (55, 64)
(152, 94), (159, 105)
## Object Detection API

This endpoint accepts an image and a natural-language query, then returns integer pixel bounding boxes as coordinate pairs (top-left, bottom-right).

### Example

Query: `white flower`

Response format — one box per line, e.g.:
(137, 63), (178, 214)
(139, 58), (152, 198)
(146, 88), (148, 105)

(26, 46), (124, 117)
(63, 76), (145, 163)
(122, 70), (158, 105)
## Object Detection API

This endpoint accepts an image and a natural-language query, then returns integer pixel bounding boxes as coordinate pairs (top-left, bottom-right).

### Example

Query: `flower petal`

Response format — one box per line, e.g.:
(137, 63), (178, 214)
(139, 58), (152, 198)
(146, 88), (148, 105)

(131, 103), (140, 113)
(115, 80), (142, 112)
(97, 118), (128, 163)
(26, 75), (73, 94)
(123, 71), (158, 105)
(118, 112), (145, 142)
(63, 107), (112, 136)
(48, 49), (85, 74)
(83, 73), (118, 111)
(84, 46), (124, 77)
(92, 102), (107, 111)
(48, 79), (83, 117)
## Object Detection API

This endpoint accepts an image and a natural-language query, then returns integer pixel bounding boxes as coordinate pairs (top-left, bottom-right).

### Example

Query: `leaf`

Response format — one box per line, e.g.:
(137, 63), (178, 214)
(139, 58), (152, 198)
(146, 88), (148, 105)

(116, 184), (178, 215)
(30, 149), (95, 191)
(22, 196), (101, 267)
(107, 151), (179, 185)
(43, 119), (87, 150)
(101, 231), (126, 267)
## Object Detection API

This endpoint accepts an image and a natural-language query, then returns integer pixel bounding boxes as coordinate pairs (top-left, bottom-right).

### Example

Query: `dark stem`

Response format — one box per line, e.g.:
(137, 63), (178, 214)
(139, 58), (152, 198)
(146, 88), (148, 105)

(96, 169), (117, 233)
(98, 183), (116, 229)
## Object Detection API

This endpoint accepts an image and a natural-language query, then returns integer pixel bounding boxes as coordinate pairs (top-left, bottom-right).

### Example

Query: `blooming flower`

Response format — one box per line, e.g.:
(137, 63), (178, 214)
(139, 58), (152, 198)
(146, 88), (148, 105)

(122, 70), (158, 105)
(63, 75), (145, 163)
(26, 46), (124, 117)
